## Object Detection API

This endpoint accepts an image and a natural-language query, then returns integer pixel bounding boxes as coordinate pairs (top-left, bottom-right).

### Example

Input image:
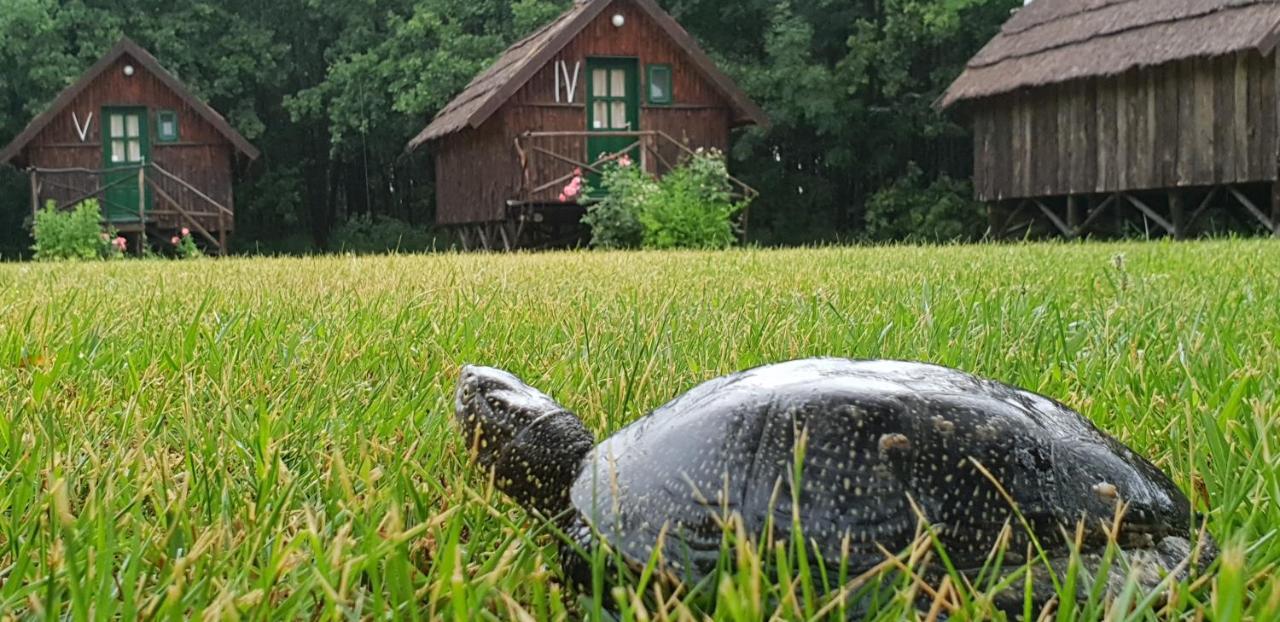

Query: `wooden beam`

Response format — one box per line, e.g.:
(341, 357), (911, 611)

(1169, 190), (1187, 240)
(528, 145), (603, 175)
(1187, 186), (1221, 229)
(1034, 199), (1074, 238)
(1066, 195), (1081, 231)
(1123, 193), (1175, 235)
(137, 167), (147, 256)
(1077, 193), (1119, 234)
(150, 162), (233, 217)
(49, 173), (137, 212)
(1000, 200), (1029, 237)
(148, 180), (220, 248)
(1227, 185), (1276, 232)
(498, 222), (512, 252)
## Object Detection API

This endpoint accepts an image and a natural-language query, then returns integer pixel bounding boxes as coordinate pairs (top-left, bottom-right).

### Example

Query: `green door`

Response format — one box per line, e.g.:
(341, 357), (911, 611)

(586, 58), (640, 169)
(101, 107), (151, 222)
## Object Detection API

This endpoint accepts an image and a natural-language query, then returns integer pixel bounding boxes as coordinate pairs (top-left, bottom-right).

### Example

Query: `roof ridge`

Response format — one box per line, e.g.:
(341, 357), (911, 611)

(0, 37), (258, 163)
(972, 1), (1265, 69)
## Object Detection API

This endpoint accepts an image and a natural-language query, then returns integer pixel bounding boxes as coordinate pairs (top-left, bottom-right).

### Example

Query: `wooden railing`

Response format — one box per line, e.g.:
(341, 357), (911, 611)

(27, 162), (232, 255)
(513, 130), (759, 204)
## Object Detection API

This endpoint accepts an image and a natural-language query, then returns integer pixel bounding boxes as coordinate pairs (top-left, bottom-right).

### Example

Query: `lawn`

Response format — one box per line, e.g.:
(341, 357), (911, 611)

(0, 241), (1277, 620)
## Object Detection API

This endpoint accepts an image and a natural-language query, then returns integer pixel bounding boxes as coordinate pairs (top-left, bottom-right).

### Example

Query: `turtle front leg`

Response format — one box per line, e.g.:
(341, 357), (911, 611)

(558, 514), (598, 595)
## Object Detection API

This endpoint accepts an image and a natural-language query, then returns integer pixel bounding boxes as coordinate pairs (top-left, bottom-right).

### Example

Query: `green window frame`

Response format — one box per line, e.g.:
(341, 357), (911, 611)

(156, 110), (179, 143)
(647, 64), (673, 105)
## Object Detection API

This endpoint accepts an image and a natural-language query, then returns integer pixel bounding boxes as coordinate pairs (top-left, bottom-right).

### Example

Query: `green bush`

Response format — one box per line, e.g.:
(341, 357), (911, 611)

(31, 200), (122, 261)
(581, 150), (745, 250)
(864, 163), (988, 243)
(330, 214), (440, 254)
(639, 151), (742, 250)
(580, 160), (653, 250)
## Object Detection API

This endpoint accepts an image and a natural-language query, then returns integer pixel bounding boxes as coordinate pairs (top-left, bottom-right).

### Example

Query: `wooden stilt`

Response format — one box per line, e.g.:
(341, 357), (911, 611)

(1066, 195), (1081, 235)
(1169, 190), (1186, 240)
(29, 170), (39, 220)
(987, 202), (1003, 240)
(476, 224), (491, 251)
(1113, 193), (1127, 237)
(218, 212), (228, 256)
(1272, 182), (1280, 238)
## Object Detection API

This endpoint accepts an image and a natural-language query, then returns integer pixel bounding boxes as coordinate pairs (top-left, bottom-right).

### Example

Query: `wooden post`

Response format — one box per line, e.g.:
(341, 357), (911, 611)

(218, 210), (228, 257)
(987, 202), (1003, 240)
(1272, 182), (1280, 238)
(29, 170), (39, 220)
(137, 166), (147, 256)
(1066, 196), (1081, 237)
(1113, 193), (1126, 237)
(1169, 190), (1186, 240)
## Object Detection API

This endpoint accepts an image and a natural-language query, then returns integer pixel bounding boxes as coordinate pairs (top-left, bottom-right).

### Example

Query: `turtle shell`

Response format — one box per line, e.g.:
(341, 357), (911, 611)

(569, 359), (1192, 580)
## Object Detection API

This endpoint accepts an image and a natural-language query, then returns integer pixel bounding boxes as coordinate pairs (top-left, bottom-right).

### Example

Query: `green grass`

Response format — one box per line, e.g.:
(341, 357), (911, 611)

(0, 241), (1277, 620)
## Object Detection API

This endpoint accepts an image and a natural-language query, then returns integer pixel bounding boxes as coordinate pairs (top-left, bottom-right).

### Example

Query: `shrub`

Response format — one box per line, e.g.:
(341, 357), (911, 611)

(580, 157), (652, 249)
(864, 163), (988, 243)
(580, 150), (745, 250)
(330, 214), (439, 254)
(639, 151), (742, 250)
(31, 200), (122, 261)
(170, 228), (203, 259)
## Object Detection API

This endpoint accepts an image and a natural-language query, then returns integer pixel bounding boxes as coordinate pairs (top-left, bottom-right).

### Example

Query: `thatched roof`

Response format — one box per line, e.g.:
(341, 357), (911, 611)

(406, 0), (767, 151)
(0, 37), (259, 164)
(940, 0), (1280, 109)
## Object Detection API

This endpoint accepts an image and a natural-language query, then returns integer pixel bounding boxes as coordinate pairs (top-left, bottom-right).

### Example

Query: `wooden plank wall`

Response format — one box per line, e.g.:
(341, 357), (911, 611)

(434, 2), (737, 223)
(22, 54), (238, 232)
(972, 51), (1278, 201)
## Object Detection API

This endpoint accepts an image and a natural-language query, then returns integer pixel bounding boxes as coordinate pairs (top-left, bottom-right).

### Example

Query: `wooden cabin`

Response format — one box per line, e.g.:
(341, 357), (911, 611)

(940, 0), (1280, 240)
(406, 0), (767, 249)
(0, 38), (260, 254)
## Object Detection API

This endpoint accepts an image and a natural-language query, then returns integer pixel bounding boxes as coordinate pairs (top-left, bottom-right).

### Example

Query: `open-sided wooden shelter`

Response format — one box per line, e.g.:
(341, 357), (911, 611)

(940, 0), (1280, 239)
(0, 37), (259, 254)
(406, 0), (767, 249)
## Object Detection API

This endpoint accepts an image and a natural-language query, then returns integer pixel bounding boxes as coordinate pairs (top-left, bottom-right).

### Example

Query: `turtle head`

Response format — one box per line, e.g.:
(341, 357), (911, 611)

(1053, 439), (1214, 565)
(456, 365), (594, 518)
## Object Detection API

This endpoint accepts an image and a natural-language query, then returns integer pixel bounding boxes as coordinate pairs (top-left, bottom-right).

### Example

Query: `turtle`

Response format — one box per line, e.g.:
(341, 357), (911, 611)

(454, 358), (1214, 610)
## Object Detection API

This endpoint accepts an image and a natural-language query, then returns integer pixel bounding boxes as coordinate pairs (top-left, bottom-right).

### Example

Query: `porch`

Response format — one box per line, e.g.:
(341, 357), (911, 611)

(26, 162), (233, 255)
(457, 130), (757, 251)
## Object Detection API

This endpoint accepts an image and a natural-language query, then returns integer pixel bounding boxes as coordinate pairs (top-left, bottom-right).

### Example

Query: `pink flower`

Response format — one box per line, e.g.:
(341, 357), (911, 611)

(574, 167), (583, 177)
(181, 228), (190, 237)
(171, 236), (181, 246)
(113, 237), (127, 251)
(558, 193), (568, 202)
(618, 155), (632, 168)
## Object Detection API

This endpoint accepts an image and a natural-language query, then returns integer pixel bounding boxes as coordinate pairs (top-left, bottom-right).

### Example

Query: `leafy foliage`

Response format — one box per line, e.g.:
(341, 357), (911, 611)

(170, 230), (204, 259)
(580, 161), (653, 250)
(637, 150), (743, 250)
(31, 200), (119, 261)
(864, 162), (988, 242)
(0, 0), (1021, 251)
(330, 213), (443, 254)
(582, 151), (745, 250)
